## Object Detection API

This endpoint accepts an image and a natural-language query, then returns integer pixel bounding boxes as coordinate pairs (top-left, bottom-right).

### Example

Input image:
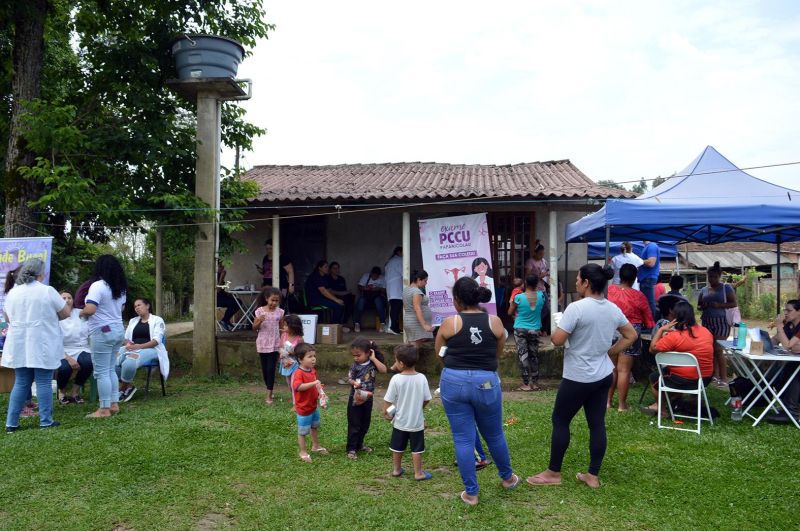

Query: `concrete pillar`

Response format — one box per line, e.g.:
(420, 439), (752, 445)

(402, 212), (410, 341)
(192, 93), (220, 376)
(272, 215), (280, 288)
(155, 228), (163, 316)
(549, 210), (558, 333)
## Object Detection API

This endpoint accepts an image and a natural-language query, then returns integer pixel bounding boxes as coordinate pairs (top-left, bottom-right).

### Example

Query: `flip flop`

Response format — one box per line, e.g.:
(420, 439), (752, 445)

(576, 472), (601, 489)
(391, 467), (405, 477)
(526, 474), (562, 486)
(311, 447), (328, 455)
(460, 491), (478, 506)
(415, 471), (433, 481)
(347, 451), (358, 460)
(299, 453), (312, 463)
(503, 474), (521, 490)
(639, 406), (658, 417)
(513, 386), (532, 392)
(359, 446), (373, 453)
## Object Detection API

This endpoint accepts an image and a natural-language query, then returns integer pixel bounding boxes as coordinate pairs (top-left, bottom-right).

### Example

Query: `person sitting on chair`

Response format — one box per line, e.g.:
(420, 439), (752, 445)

(305, 260), (345, 324)
(328, 262), (355, 325)
(116, 298), (170, 402)
(353, 266), (387, 333)
(642, 301), (714, 417)
(56, 291), (93, 404)
(216, 260), (239, 331)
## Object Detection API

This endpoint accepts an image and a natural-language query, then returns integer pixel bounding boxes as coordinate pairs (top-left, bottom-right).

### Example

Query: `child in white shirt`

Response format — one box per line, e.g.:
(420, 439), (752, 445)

(383, 343), (432, 481)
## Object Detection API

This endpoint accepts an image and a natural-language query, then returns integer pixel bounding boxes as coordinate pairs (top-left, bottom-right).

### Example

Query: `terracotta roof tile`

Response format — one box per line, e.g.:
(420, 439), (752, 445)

(243, 161), (635, 203)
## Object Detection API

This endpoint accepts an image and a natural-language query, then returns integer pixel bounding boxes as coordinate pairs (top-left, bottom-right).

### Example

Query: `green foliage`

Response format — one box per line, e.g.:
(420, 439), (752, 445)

(0, 378), (798, 528)
(630, 177), (649, 194)
(596, 179), (626, 191)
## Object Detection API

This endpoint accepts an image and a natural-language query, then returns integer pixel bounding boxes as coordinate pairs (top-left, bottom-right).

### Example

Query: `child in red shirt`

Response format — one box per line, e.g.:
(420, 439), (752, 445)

(292, 344), (328, 462)
(508, 277), (524, 307)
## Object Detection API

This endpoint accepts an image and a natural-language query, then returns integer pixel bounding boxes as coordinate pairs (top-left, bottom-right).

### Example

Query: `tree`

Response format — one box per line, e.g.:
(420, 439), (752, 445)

(2, 1), (272, 243)
(2, 1), (49, 238)
(630, 178), (649, 195)
(597, 179), (627, 191)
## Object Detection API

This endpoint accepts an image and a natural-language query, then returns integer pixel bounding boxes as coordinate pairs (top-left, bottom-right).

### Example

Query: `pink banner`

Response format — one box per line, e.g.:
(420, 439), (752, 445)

(418, 213), (495, 326)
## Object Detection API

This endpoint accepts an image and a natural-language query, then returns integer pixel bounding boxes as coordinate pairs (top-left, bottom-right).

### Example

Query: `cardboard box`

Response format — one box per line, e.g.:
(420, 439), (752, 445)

(316, 324), (343, 345)
(750, 340), (764, 355)
(0, 364), (15, 394)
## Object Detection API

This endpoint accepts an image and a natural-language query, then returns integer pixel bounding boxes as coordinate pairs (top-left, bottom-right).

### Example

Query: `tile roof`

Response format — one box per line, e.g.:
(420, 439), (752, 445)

(243, 160), (636, 203)
(684, 242), (800, 254)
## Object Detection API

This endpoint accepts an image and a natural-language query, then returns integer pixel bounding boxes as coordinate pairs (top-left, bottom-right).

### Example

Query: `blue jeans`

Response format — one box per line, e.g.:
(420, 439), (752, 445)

(353, 295), (386, 325)
(116, 347), (159, 383)
(90, 324), (124, 408)
(639, 277), (657, 320)
(440, 368), (513, 495)
(6, 368), (55, 428)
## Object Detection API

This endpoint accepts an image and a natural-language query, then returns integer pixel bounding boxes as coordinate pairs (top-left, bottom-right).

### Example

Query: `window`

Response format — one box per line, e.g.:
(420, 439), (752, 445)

(488, 212), (536, 291)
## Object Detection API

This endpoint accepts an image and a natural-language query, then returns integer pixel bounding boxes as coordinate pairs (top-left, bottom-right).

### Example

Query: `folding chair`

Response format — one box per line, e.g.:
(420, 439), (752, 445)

(142, 336), (167, 399)
(655, 352), (714, 434)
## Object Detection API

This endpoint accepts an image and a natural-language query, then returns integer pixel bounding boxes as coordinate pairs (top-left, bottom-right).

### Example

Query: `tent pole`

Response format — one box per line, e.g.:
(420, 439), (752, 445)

(564, 242), (569, 309)
(604, 226), (611, 263)
(776, 237), (781, 314)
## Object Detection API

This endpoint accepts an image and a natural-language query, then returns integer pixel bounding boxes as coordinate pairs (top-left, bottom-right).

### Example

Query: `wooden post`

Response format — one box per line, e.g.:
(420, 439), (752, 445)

(155, 228), (163, 316)
(549, 210), (558, 333)
(402, 211), (410, 341)
(191, 93), (220, 376)
(272, 215), (280, 288)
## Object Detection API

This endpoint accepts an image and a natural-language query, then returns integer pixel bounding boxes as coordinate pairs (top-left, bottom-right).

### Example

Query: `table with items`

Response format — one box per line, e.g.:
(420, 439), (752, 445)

(718, 340), (800, 429)
(227, 290), (261, 330)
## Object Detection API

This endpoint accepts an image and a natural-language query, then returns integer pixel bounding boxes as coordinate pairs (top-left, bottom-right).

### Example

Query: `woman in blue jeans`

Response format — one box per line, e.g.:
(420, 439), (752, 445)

(434, 277), (519, 506)
(2, 259), (71, 432)
(80, 255), (127, 418)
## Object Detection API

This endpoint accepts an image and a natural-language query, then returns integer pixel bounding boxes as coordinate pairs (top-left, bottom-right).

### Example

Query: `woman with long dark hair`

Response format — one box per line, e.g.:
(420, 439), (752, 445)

(528, 264), (636, 489)
(80, 255), (128, 418)
(403, 270), (434, 346)
(697, 261), (736, 389)
(644, 301), (715, 416)
(304, 260), (345, 324)
(435, 277), (518, 506)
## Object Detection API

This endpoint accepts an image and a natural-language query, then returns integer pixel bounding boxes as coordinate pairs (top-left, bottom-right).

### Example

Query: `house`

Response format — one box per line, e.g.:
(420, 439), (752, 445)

(229, 160), (633, 314)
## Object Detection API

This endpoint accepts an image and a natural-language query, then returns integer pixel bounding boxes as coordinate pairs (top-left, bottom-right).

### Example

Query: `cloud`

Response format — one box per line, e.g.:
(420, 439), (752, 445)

(232, 0), (800, 189)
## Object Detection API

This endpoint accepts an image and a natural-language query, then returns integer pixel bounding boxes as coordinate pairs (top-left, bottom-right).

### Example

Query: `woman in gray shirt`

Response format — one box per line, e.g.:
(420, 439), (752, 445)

(527, 264), (636, 489)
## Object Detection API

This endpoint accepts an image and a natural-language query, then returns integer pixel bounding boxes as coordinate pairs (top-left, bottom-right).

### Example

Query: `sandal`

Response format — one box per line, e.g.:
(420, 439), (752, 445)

(347, 451), (358, 460)
(459, 491), (478, 506)
(392, 467), (405, 477)
(415, 471), (433, 481)
(58, 396), (73, 405)
(513, 386), (532, 392)
(299, 453), (312, 463)
(358, 446), (373, 454)
(72, 395), (85, 404)
(311, 447), (328, 455)
(526, 473), (562, 486)
(502, 474), (521, 490)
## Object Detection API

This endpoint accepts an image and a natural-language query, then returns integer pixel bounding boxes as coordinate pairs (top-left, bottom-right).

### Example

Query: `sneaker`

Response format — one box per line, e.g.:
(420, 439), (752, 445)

(385, 327), (400, 335)
(6, 426), (19, 434)
(354, 323), (361, 333)
(40, 421), (60, 430)
(121, 386), (137, 403)
(475, 459), (493, 471)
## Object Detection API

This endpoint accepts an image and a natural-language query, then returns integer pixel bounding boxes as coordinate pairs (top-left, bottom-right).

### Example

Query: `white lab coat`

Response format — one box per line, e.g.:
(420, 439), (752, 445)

(123, 314), (170, 380)
(1, 281), (67, 370)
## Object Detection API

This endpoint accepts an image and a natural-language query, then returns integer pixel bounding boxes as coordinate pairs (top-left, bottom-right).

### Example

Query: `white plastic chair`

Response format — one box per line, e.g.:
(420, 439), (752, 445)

(655, 352), (714, 434)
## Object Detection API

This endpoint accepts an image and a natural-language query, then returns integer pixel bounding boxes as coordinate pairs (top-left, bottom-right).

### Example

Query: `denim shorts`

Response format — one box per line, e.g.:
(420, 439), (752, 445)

(297, 409), (321, 435)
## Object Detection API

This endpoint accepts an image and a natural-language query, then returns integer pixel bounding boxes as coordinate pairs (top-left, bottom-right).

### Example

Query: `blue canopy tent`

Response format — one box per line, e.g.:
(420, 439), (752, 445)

(565, 146), (800, 309)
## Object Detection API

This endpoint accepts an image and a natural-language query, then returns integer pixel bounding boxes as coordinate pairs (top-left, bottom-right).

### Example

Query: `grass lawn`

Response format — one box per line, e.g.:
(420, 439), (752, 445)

(0, 375), (798, 530)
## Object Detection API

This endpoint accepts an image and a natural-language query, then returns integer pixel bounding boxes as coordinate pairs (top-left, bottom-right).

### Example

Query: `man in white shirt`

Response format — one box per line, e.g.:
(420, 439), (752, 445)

(385, 246), (403, 334)
(353, 266), (387, 333)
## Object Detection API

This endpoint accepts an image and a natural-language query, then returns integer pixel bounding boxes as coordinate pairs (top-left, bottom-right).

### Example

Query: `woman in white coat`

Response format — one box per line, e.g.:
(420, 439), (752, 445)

(116, 298), (169, 402)
(2, 258), (71, 432)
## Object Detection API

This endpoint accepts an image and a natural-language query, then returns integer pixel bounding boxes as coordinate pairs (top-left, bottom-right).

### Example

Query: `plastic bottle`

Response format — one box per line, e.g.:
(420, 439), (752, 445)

(731, 397), (743, 421)
(319, 385), (328, 409)
(737, 322), (747, 350)
(732, 323), (739, 343)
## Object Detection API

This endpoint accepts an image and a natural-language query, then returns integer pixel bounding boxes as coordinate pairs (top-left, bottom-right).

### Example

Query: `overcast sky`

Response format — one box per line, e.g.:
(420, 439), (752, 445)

(234, 0), (800, 189)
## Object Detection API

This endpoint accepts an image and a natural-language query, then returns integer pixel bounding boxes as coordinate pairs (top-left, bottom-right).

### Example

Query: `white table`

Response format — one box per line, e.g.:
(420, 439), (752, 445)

(227, 290), (260, 330)
(719, 340), (800, 429)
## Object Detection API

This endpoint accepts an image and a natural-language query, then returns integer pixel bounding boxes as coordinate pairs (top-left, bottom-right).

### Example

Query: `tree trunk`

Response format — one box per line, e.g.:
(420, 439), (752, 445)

(3, 0), (48, 238)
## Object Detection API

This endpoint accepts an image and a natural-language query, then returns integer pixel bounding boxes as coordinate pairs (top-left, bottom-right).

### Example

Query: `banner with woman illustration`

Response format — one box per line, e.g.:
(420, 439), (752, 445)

(418, 213), (496, 325)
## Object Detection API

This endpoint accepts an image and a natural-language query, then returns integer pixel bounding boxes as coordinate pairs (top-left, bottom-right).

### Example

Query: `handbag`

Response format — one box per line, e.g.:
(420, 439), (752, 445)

(723, 283), (740, 326)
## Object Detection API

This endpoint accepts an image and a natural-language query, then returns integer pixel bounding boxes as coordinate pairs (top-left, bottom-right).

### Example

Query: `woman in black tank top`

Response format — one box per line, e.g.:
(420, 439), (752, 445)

(434, 277), (518, 506)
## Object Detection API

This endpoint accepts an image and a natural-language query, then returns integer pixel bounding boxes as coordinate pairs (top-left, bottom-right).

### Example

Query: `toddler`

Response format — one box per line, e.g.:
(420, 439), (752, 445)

(292, 344), (328, 462)
(346, 337), (387, 459)
(279, 314), (304, 407)
(383, 343), (432, 480)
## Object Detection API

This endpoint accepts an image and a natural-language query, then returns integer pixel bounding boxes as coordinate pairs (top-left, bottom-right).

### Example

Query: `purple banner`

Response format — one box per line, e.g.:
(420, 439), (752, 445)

(0, 237), (54, 315)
